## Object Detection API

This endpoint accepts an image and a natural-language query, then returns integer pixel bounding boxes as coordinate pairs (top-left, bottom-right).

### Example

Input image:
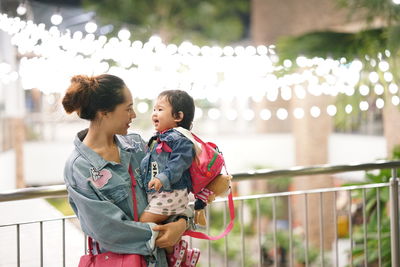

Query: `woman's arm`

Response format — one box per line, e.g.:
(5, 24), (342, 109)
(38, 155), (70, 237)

(153, 218), (187, 248)
(67, 185), (158, 255)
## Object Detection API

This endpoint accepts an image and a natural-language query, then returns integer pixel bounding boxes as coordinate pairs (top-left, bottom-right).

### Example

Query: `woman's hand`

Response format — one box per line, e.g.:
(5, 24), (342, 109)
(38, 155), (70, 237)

(153, 218), (186, 248)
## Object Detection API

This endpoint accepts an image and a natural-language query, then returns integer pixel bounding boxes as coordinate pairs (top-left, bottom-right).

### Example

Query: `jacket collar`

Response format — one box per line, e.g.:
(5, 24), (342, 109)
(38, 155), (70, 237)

(74, 129), (131, 170)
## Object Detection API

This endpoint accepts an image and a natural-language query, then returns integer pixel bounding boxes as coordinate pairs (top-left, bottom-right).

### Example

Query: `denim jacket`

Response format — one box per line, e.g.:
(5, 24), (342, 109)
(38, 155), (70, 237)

(140, 129), (194, 193)
(64, 129), (168, 266)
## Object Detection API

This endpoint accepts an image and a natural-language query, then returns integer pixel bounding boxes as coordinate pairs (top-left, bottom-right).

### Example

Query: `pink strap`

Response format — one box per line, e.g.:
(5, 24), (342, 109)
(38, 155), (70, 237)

(128, 165), (139, 221)
(183, 190), (235, 240)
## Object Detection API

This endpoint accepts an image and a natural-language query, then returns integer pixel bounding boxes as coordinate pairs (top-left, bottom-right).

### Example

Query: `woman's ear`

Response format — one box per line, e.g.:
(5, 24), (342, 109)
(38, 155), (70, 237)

(98, 110), (108, 119)
(174, 111), (184, 123)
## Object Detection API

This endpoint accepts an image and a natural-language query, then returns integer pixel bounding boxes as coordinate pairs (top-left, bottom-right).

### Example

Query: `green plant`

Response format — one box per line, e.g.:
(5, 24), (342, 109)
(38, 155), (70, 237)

(82, 0), (249, 45)
(46, 197), (75, 216)
(205, 202), (255, 266)
(262, 230), (319, 266)
(342, 145), (400, 267)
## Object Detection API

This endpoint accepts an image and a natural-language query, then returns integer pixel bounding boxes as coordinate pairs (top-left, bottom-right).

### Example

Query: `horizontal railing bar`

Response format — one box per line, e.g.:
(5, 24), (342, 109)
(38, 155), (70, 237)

(233, 160), (400, 181)
(0, 183), (391, 227)
(215, 182), (390, 202)
(0, 184), (67, 202)
(0, 215), (77, 228)
(1, 160), (399, 202)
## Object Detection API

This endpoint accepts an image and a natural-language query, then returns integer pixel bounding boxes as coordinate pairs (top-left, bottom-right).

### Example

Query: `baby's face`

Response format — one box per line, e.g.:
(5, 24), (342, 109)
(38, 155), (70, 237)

(151, 96), (178, 132)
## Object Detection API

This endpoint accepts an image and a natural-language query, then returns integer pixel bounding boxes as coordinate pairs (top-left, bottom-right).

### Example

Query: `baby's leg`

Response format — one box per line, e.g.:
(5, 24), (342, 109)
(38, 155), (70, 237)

(139, 211), (169, 224)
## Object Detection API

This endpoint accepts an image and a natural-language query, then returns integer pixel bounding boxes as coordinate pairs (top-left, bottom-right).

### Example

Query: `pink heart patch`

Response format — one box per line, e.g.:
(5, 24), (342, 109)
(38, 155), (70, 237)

(88, 169), (112, 188)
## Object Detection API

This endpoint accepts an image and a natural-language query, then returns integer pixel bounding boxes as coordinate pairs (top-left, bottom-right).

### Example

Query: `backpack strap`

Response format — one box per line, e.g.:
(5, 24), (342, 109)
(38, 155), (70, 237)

(175, 126), (235, 240)
(174, 127), (202, 156)
(183, 189), (235, 240)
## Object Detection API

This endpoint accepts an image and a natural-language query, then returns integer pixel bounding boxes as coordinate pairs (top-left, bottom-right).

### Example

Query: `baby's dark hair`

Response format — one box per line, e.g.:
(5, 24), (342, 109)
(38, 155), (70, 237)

(158, 90), (195, 130)
(62, 74), (126, 120)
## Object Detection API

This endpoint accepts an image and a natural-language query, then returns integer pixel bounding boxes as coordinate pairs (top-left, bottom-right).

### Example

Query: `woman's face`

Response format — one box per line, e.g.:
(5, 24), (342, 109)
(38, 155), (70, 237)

(105, 87), (136, 135)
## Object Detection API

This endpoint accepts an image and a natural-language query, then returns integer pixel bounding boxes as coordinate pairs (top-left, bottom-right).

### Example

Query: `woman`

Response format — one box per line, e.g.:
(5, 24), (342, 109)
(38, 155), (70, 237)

(62, 74), (189, 266)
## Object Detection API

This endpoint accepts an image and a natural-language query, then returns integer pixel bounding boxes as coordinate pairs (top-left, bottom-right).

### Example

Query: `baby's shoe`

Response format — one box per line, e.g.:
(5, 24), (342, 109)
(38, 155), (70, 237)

(181, 248), (200, 267)
(167, 239), (188, 267)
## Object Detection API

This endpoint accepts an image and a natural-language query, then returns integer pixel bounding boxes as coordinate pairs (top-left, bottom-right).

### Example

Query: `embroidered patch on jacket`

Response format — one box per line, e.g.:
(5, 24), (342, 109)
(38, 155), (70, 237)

(88, 168), (112, 188)
(151, 161), (159, 179)
(131, 140), (143, 152)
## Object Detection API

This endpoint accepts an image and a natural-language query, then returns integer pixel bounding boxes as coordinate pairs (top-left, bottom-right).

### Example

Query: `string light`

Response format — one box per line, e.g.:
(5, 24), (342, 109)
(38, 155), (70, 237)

(226, 109), (238, 121)
(294, 85), (306, 99)
(374, 84), (384, 95)
(283, 59), (292, 68)
(1, 12), (399, 122)
(260, 109), (271, 121)
(359, 101), (369, 111)
(16, 2), (27, 16)
(378, 60), (389, 72)
(376, 98), (384, 109)
(310, 106), (321, 118)
(137, 102), (149, 113)
(256, 45), (268, 55)
(359, 85), (369, 96)
(223, 46), (234, 56)
(327, 105), (337, 116)
(50, 10), (63, 25)
(383, 72), (393, 82)
(368, 72), (379, 83)
(85, 21), (97, 34)
(392, 96), (400, 106)
(293, 108), (304, 119)
(345, 105), (353, 114)
(208, 108), (221, 120)
(118, 28), (131, 40)
(276, 108), (288, 120)
(389, 83), (399, 94)
(280, 86), (292, 101)
(243, 109), (255, 121)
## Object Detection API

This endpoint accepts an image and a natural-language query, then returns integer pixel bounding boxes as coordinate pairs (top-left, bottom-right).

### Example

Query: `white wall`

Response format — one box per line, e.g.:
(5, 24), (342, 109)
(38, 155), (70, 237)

(0, 150), (16, 190)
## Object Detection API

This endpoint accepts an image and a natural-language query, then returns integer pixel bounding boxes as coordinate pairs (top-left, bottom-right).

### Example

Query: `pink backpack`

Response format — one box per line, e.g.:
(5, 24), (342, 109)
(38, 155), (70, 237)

(175, 127), (234, 241)
(174, 127), (225, 194)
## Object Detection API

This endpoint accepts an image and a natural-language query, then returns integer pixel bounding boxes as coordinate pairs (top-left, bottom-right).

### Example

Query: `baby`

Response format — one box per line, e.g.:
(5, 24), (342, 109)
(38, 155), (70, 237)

(140, 89), (200, 266)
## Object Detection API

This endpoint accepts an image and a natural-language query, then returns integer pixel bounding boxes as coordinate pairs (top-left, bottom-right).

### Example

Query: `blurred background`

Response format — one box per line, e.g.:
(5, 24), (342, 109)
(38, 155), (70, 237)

(1, 0), (396, 191)
(1, 0), (400, 266)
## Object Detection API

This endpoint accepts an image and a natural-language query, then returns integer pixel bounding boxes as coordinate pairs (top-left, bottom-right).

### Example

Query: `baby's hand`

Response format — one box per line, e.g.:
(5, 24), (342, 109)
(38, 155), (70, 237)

(148, 178), (162, 191)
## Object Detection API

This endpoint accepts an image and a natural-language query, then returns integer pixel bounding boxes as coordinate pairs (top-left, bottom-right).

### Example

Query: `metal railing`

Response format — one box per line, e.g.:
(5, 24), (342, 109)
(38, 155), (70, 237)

(1, 160), (400, 267)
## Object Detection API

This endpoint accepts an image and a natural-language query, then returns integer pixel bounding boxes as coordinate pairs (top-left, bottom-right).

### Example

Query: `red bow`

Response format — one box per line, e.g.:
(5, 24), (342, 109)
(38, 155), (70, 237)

(156, 141), (172, 154)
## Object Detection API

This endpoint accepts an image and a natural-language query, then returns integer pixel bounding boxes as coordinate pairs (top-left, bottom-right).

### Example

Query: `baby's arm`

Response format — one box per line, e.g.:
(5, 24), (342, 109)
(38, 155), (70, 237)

(156, 138), (194, 190)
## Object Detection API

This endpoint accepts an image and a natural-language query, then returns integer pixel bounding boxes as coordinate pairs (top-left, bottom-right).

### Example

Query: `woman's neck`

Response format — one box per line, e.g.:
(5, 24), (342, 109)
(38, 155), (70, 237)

(84, 124), (114, 148)
(83, 123), (120, 163)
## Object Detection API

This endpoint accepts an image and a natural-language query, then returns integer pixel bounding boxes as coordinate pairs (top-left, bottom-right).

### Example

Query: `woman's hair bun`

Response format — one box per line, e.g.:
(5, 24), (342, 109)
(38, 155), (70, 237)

(62, 75), (98, 117)
(71, 75), (99, 91)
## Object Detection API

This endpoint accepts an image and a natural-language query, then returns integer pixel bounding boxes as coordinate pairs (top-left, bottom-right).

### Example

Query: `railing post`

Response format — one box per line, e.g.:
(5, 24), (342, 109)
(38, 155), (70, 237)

(390, 168), (400, 267)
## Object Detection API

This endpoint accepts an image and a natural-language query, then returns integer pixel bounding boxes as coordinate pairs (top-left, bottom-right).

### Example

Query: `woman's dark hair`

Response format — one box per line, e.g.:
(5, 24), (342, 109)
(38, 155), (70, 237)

(62, 74), (126, 120)
(158, 90), (195, 130)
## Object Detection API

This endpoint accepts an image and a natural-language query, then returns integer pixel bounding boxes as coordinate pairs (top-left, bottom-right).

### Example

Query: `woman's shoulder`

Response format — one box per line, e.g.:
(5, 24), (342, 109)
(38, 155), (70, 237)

(116, 132), (146, 153)
(64, 149), (92, 186)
